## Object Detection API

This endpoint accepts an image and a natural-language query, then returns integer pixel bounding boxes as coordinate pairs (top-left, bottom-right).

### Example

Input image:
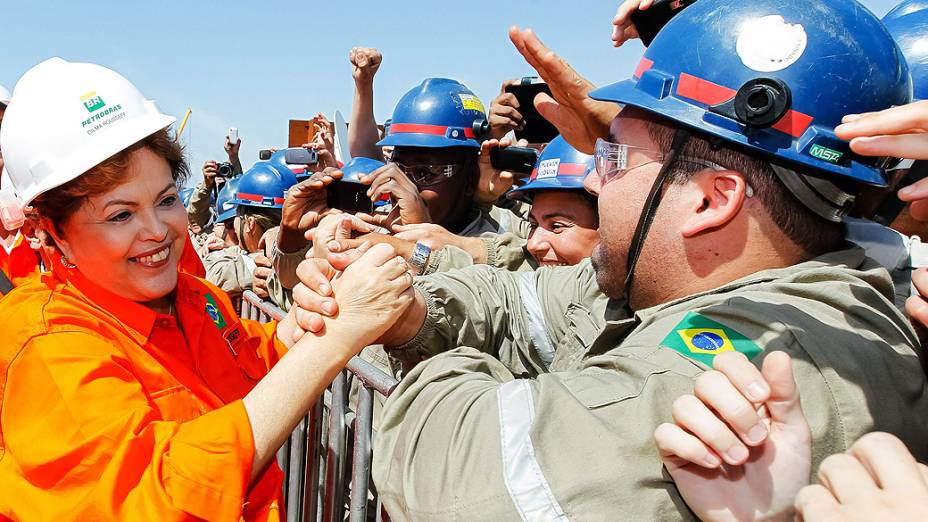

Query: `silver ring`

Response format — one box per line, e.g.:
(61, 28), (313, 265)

(406, 271), (415, 286)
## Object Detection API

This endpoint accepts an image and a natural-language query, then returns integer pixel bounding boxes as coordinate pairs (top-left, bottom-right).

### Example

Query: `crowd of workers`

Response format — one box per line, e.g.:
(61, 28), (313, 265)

(1, 0), (928, 519)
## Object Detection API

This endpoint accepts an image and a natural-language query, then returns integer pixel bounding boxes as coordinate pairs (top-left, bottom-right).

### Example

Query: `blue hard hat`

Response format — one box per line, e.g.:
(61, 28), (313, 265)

(234, 161), (298, 210)
(215, 177), (240, 223)
(377, 78), (486, 149)
(507, 136), (594, 203)
(884, 2), (928, 100)
(590, 0), (912, 187)
(179, 187), (195, 208)
(884, 0), (928, 20)
(341, 156), (385, 183)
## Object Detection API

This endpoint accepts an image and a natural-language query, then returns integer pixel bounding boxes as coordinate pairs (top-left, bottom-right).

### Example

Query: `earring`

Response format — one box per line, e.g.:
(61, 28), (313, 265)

(60, 255), (77, 269)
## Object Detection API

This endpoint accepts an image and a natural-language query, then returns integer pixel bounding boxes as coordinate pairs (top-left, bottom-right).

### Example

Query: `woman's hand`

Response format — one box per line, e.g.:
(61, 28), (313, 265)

(306, 242), (414, 353)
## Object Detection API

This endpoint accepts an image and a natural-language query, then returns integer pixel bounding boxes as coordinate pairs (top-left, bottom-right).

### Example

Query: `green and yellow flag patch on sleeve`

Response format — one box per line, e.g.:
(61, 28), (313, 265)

(660, 311), (762, 366)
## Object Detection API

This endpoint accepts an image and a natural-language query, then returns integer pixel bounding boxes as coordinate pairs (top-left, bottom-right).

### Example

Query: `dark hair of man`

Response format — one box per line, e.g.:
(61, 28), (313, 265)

(636, 109), (844, 256)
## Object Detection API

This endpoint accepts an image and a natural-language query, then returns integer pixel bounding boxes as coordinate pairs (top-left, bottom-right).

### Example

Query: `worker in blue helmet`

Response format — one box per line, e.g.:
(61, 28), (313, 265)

(301, 2), (928, 521)
(506, 135), (599, 267)
(271, 78), (533, 291)
(203, 161), (295, 302)
(366, 78), (528, 237)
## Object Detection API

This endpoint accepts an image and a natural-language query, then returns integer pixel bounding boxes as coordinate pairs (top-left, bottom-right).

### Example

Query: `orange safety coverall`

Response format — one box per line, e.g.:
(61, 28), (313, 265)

(179, 232), (206, 278)
(0, 268), (286, 520)
(0, 233), (43, 289)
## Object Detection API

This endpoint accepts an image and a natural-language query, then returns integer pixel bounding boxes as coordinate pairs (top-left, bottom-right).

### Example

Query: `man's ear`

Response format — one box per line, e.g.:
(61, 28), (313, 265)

(680, 170), (751, 238)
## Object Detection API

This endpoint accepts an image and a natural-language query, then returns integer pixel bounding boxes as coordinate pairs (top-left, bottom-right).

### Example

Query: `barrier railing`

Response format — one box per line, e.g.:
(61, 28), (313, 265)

(241, 291), (400, 522)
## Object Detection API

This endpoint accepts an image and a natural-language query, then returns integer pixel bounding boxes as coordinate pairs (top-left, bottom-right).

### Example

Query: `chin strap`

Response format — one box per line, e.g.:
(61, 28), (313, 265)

(622, 128), (691, 303)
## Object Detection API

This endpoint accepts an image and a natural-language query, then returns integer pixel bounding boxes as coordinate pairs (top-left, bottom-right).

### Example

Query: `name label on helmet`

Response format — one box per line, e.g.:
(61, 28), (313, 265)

(80, 91), (126, 135)
(536, 159), (560, 180)
(458, 94), (485, 114)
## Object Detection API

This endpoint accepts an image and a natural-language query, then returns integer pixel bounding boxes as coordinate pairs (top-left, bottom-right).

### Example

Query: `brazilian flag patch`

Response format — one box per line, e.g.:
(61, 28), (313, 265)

(205, 293), (227, 330)
(659, 311), (761, 366)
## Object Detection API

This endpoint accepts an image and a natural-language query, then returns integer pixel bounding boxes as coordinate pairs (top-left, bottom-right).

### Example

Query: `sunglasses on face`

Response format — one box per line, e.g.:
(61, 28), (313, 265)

(394, 162), (467, 187)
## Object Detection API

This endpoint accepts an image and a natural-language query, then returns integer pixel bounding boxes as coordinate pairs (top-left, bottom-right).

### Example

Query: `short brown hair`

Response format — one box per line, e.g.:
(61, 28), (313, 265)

(632, 109), (843, 255)
(31, 129), (188, 237)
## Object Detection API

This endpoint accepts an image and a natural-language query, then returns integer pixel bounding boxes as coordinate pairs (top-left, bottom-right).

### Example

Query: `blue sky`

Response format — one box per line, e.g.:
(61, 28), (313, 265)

(1, 0), (901, 186)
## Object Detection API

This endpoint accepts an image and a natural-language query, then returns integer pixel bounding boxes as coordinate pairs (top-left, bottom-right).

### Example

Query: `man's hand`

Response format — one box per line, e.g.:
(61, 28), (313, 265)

(795, 432), (928, 521)
(836, 101), (928, 221)
(509, 26), (619, 154)
(349, 46), (382, 84)
(252, 254), (273, 299)
(309, 212), (376, 260)
(488, 79), (525, 139)
(654, 351), (811, 522)
(202, 160), (219, 190)
(276, 169), (343, 253)
(225, 135), (242, 161)
(360, 164), (432, 228)
(612, 0), (653, 47)
(476, 137), (528, 205)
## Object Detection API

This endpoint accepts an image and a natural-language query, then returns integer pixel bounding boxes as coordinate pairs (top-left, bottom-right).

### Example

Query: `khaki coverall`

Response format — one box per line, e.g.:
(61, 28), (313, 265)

(373, 247), (928, 520)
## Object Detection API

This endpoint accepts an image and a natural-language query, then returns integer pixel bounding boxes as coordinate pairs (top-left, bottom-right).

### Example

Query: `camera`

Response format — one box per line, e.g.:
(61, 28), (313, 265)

(217, 162), (235, 177)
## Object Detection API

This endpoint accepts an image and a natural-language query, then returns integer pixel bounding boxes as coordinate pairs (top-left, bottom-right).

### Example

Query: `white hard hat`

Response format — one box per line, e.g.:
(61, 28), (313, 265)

(0, 58), (176, 206)
(0, 84), (10, 106)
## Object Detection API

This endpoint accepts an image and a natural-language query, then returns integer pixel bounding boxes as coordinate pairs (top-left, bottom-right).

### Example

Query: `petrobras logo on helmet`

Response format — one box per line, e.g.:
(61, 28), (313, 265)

(536, 158), (560, 180)
(736, 15), (807, 72)
(79, 90), (126, 136)
(457, 94), (485, 114)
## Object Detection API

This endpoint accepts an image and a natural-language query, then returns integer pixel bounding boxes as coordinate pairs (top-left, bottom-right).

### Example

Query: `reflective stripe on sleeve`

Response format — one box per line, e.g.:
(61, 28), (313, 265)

(497, 209), (511, 235)
(497, 379), (569, 521)
(519, 272), (556, 366)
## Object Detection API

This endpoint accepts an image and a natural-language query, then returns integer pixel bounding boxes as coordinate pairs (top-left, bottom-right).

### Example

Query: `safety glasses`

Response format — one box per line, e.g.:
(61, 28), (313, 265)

(594, 138), (735, 188)
(395, 162), (466, 187)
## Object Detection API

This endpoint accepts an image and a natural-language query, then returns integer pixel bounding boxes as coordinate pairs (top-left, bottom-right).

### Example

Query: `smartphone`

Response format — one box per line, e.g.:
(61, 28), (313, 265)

(505, 77), (559, 144)
(327, 181), (374, 214)
(490, 146), (539, 175)
(228, 127), (239, 144)
(630, 0), (698, 46)
(284, 147), (318, 165)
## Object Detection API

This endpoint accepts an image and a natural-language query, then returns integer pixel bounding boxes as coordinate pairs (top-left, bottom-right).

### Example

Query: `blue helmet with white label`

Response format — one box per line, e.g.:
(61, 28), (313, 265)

(215, 177), (240, 223)
(377, 78), (486, 149)
(233, 161), (298, 210)
(884, 1), (928, 100)
(507, 136), (594, 203)
(590, 0), (911, 188)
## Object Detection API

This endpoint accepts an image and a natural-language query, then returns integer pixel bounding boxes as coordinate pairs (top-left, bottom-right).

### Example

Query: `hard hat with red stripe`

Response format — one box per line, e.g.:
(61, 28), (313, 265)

(377, 78), (486, 149)
(233, 161), (297, 210)
(884, 0), (928, 100)
(507, 136), (594, 203)
(590, 0), (911, 188)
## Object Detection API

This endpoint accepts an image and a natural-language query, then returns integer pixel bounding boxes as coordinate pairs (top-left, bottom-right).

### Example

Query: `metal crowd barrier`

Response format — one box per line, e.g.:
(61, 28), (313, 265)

(241, 290), (400, 522)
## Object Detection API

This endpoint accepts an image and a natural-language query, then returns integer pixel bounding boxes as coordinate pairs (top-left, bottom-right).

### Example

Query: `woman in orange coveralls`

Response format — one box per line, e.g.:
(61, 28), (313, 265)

(0, 58), (414, 521)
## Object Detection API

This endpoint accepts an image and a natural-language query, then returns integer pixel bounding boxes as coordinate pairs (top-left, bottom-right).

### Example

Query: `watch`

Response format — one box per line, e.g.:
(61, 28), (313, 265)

(409, 242), (431, 276)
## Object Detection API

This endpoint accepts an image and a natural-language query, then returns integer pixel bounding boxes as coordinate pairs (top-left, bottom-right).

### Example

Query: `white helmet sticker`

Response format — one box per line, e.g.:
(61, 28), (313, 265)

(736, 15), (807, 72)
(536, 158), (560, 179)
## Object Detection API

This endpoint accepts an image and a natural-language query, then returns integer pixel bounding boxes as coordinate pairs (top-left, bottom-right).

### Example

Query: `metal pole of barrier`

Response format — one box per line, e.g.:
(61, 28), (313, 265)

(286, 416), (308, 521)
(303, 398), (324, 522)
(323, 371), (348, 522)
(348, 386), (374, 522)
